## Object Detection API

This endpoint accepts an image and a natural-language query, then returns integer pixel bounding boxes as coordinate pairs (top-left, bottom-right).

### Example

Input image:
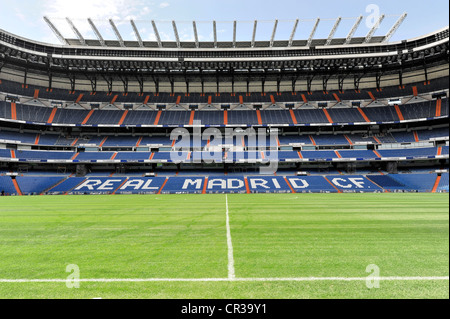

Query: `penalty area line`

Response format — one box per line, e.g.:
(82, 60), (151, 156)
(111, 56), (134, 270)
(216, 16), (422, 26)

(0, 277), (448, 283)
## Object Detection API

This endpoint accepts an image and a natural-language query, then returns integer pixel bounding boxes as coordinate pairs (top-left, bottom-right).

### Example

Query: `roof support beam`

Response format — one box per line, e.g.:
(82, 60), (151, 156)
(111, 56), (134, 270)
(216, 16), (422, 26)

(119, 75), (129, 94)
(136, 76), (144, 95)
(193, 21), (199, 48)
(307, 18), (320, 47)
(47, 71), (53, 91)
(344, 15), (363, 45)
(354, 74), (364, 91)
(151, 21), (162, 48)
(288, 19), (299, 47)
(87, 18), (106, 47)
(270, 20), (278, 47)
(42, 16), (403, 49)
(398, 70), (403, 88)
(109, 19), (125, 47)
(23, 66), (28, 87)
(364, 14), (385, 43)
(375, 72), (382, 91)
(66, 18), (86, 46)
(270, 20), (279, 47)
(130, 19), (144, 47)
(251, 20), (258, 48)
(213, 21), (218, 48)
(338, 75), (346, 92)
(101, 75), (113, 94)
(153, 76), (160, 94)
(233, 21), (237, 48)
(172, 20), (181, 48)
(306, 75), (314, 94)
(68, 74), (76, 92)
(85, 73), (97, 93)
(423, 59), (429, 83)
(43, 16), (68, 45)
(383, 13), (407, 43)
(325, 17), (342, 45)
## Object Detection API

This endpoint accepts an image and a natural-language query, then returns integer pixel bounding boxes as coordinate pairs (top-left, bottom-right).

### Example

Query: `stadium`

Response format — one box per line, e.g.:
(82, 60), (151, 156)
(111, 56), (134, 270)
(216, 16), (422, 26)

(0, 1), (448, 300)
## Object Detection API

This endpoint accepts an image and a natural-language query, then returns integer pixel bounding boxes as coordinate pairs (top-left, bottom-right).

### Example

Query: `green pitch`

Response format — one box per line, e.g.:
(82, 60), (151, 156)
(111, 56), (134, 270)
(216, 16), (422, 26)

(0, 193), (448, 299)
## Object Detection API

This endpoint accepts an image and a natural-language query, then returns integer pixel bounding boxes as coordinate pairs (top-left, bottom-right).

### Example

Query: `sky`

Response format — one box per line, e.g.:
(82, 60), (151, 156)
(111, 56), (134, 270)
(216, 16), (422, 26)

(0, 0), (448, 45)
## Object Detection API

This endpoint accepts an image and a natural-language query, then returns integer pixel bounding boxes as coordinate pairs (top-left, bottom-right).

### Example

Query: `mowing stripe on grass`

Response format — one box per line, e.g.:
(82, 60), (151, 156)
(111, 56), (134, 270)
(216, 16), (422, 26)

(226, 195), (236, 280)
(0, 277), (448, 283)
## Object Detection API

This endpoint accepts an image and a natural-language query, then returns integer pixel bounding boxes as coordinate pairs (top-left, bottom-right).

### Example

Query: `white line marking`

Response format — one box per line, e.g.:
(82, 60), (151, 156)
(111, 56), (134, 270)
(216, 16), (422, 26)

(0, 277), (447, 283)
(226, 194), (236, 280)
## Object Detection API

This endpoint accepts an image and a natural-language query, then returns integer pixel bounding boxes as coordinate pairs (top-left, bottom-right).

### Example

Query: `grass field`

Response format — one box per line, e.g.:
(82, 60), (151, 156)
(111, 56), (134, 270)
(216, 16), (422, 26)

(0, 193), (448, 299)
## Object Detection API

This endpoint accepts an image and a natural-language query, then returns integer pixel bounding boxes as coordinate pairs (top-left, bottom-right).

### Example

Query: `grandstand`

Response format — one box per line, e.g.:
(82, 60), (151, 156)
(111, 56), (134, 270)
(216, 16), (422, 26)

(0, 21), (448, 196)
(0, 2), (449, 302)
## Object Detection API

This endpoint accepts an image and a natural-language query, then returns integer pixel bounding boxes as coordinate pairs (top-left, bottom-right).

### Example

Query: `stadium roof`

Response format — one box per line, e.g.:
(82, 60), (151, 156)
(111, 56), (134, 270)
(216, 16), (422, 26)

(43, 15), (408, 49)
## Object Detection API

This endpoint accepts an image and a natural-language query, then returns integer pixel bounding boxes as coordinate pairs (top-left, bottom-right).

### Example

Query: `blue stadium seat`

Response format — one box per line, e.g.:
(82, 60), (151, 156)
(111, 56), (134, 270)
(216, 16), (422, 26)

(0, 176), (17, 195)
(437, 173), (449, 192)
(338, 150), (377, 159)
(416, 127), (449, 141)
(378, 147), (437, 158)
(326, 175), (383, 192)
(76, 152), (114, 161)
(16, 177), (65, 195)
(286, 176), (338, 193)
(161, 177), (204, 194)
(115, 177), (167, 194)
(248, 176), (292, 193)
(48, 178), (86, 194)
(70, 178), (127, 194)
(312, 135), (349, 145)
(114, 152), (152, 161)
(387, 174), (438, 192)
(0, 131), (37, 144)
(102, 136), (140, 147)
(301, 150), (339, 160)
(15, 150), (74, 160)
(0, 149), (11, 158)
